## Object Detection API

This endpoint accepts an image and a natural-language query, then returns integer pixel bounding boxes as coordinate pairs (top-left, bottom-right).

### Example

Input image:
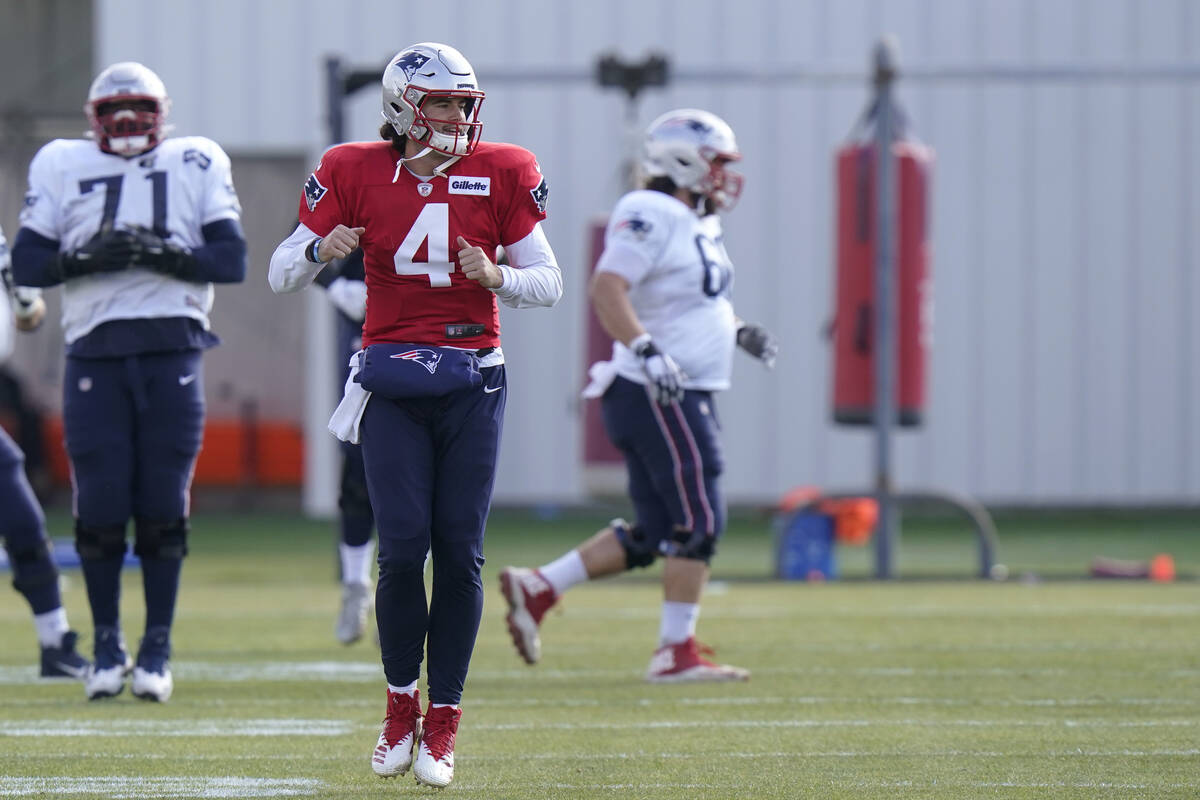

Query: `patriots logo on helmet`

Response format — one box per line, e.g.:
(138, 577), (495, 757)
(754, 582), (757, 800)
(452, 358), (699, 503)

(529, 178), (549, 214)
(304, 173), (327, 212)
(392, 348), (443, 374)
(393, 51), (432, 82)
(661, 116), (713, 136)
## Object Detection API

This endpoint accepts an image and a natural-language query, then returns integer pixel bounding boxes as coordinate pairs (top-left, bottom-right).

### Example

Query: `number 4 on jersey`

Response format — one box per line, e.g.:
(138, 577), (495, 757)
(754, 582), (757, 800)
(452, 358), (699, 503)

(393, 203), (454, 287)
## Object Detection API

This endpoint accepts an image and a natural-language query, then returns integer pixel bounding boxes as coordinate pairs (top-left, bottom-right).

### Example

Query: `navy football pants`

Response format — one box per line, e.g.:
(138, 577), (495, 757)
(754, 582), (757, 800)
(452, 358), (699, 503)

(63, 351), (204, 525)
(63, 351), (204, 633)
(360, 365), (505, 705)
(0, 427), (61, 615)
(601, 376), (727, 550)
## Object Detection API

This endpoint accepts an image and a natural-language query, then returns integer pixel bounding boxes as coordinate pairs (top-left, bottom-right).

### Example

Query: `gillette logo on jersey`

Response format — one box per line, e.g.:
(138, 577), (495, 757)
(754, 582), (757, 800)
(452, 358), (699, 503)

(449, 177), (491, 196)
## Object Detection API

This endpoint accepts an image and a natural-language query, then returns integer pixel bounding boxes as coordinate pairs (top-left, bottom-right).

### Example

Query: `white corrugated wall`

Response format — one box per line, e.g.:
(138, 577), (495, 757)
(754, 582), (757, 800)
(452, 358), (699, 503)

(94, 0), (1200, 506)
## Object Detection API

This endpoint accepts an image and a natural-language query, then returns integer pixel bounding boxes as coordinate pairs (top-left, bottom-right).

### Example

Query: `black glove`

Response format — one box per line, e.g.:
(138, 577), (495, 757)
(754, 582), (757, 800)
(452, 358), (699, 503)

(105, 226), (198, 279)
(736, 323), (778, 369)
(57, 231), (136, 279)
(632, 335), (686, 406)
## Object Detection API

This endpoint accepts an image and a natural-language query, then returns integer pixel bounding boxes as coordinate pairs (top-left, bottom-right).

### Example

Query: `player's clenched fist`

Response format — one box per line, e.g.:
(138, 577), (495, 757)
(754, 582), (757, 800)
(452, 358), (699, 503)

(457, 236), (503, 289)
(318, 225), (366, 262)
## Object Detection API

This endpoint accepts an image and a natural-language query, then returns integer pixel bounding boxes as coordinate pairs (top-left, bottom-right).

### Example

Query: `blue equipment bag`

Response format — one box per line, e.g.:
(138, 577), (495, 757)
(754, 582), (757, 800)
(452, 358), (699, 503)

(775, 510), (837, 580)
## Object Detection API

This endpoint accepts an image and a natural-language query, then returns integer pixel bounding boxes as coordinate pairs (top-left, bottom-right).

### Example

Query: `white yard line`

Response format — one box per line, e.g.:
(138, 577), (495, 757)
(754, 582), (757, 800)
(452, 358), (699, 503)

(0, 719), (352, 737)
(0, 777), (319, 798)
(26, 747), (1200, 763)
(2, 659), (1195, 685)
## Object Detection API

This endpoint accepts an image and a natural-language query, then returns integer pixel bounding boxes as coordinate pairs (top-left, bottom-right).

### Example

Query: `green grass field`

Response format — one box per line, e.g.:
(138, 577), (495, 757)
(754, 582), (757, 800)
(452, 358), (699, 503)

(2, 507), (1198, 799)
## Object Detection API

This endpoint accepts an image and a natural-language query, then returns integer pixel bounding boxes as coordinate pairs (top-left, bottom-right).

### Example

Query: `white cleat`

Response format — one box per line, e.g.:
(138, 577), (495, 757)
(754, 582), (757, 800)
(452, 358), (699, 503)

(645, 637), (750, 684)
(336, 581), (373, 645)
(85, 660), (132, 699)
(85, 626), (132, 700)
(413, 705), (462, 788)
(131, 665), (174, 702)
(372, 689), (422, 778)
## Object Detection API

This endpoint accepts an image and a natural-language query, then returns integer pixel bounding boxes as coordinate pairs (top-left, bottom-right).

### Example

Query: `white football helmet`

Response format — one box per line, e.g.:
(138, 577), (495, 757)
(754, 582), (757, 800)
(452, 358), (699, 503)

(85, 62), (171, 157)
(641, 108), (743, 212)
(381, 42), (485, 157)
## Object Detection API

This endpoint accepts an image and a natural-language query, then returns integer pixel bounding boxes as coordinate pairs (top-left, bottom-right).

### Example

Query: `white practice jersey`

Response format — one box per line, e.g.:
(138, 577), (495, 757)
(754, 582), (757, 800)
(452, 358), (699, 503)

(595, 189), (736, 392)
(19, 136), (241, 344)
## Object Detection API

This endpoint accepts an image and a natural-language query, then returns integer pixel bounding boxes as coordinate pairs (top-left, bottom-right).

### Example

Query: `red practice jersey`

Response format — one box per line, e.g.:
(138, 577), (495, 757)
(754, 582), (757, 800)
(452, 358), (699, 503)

(298, 140), (548, 349)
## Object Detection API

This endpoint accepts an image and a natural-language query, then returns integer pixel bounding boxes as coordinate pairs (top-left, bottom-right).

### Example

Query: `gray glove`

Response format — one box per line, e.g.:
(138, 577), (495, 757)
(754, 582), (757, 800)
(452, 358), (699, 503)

(736, 323), (778, 369)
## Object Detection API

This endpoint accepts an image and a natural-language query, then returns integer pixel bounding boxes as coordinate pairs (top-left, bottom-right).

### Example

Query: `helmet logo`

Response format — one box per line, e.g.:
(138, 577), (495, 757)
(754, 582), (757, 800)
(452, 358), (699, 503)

(394, 51), (431, 81)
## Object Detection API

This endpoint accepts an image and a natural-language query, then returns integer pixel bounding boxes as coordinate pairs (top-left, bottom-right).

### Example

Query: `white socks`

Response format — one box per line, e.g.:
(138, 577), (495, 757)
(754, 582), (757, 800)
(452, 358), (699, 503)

(33, 607), (69, 648)
(388, 680), (418, 695)
(340, 541), (375, 587)
(538, 550), (588, 596)
(659, 601), (699, 646)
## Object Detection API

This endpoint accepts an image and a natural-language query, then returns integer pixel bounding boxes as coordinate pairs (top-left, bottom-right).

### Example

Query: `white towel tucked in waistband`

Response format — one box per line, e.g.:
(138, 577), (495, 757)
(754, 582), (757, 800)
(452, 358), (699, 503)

(328, 351), (370, 444)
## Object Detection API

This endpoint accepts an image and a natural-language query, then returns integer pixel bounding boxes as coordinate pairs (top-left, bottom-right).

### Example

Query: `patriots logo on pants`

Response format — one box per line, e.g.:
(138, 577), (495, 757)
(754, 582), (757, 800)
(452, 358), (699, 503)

(392, 348), (442, 374)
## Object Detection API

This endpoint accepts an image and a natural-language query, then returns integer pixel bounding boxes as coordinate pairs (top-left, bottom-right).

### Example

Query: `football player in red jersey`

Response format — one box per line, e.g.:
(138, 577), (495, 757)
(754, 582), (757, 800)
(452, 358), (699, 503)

(269, 42), (561, 788)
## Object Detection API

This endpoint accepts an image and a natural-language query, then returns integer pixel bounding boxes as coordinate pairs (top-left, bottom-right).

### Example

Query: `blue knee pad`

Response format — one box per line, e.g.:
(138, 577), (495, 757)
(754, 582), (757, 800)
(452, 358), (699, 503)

(134, 518), (189, 560)
(612, 518), (659, 570)
(75, 520), (127, 560)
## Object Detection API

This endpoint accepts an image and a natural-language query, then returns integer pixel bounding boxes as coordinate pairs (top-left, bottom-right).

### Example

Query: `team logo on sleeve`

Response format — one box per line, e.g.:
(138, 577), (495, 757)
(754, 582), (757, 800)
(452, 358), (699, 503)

(183, 149), (212, 170)
(304, 173), (328, 211)
(529, 178), (549, 214)
(392, 348), (443, 374)
(18, 191), (38, 224)
(614, 212), (651, 240)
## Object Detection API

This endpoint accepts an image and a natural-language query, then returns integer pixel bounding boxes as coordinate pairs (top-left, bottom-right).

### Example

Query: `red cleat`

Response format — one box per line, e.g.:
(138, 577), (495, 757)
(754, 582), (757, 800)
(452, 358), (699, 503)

(371, 688), (422, 778)
(645, 637), (750, 683)
(499, 567), (558, 664)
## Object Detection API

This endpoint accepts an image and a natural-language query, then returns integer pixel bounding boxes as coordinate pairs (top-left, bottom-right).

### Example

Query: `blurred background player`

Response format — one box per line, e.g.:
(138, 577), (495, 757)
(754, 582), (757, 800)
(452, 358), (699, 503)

(1, 223), (90, 680)
(500, 108), (777, 682)
(11, 62), (247, 701)
(270, 42), (561, 787)
(313, 246), (376, 645)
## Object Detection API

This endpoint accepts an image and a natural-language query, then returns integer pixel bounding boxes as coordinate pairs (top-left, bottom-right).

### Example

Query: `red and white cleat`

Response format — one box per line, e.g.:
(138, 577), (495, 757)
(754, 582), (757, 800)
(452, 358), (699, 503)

(645, 637), (750, 683)
(371, 688), (422, 778)
(414, 704), (462, 788)
(499, 567), (558, 665)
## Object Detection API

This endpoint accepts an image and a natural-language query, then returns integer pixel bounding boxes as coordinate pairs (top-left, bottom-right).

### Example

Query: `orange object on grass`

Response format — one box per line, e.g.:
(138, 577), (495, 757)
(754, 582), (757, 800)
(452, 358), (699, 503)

(821, 497), (879, 546)
(1148, 554), (1176, 583)
(777, 486), (878, 546)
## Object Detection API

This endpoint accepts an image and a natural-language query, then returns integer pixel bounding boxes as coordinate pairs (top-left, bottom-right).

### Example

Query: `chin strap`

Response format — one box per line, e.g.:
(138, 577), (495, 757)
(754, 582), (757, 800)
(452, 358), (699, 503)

(391, 150), (463, 184)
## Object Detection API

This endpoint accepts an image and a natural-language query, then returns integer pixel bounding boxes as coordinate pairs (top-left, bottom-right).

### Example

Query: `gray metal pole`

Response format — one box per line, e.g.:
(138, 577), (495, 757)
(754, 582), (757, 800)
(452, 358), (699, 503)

(325, 55), (345, 145)
(872, 36), (900, 579)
